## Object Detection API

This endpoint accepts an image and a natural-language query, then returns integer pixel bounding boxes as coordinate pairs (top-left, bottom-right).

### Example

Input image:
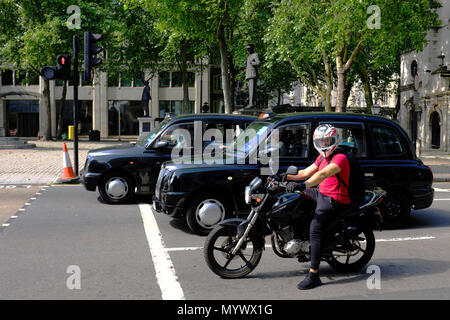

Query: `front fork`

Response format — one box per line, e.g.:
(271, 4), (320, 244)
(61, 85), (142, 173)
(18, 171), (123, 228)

(231, 194), (268, 255)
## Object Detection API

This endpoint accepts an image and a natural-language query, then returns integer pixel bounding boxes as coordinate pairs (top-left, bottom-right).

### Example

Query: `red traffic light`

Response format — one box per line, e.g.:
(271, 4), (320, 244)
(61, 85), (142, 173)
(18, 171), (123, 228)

(57, 54), (71, 67)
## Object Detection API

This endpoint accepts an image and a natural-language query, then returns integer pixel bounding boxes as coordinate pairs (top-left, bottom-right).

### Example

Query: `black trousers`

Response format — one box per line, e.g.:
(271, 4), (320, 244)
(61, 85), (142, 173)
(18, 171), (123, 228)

(304, 188), (337, 270)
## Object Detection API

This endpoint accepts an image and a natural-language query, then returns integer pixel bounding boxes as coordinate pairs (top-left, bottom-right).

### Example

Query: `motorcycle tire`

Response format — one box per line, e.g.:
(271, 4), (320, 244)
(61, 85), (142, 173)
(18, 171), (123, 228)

(204, 225), (263, 279)
(326, 226), (375, 273)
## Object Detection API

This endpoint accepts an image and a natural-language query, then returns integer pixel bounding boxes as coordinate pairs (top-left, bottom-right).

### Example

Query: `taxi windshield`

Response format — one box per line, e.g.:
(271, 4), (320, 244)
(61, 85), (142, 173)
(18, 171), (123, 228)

(137, 119), (171, 146)
(229, 121), (273, 158)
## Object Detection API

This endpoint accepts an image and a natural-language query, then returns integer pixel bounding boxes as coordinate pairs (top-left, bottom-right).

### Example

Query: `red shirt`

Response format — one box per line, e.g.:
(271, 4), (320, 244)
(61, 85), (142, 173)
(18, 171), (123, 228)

(314, 153), (350, 204)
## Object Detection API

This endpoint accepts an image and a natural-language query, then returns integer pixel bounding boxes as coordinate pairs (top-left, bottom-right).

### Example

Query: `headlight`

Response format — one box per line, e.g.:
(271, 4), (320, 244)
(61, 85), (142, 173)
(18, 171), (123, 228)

(245, 186), (252, 204)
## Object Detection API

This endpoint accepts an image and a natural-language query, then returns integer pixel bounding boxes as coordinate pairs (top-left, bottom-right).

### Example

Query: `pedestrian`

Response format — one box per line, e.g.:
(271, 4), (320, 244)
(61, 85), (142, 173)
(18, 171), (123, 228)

(284, 124), (351, 290)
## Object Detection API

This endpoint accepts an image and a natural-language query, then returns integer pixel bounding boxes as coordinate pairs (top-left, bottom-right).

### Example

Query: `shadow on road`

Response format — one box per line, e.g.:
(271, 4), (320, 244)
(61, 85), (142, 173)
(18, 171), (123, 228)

(169, 218), (197, 235)
(245, 258), (450, 286)
(406, 209), (450, 229)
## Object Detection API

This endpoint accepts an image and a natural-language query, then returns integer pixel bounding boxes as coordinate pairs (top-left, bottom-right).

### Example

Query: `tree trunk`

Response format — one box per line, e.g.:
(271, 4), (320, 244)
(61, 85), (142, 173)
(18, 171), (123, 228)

(343, 81), (352, 111)
(336, 40), (364, 113)
(358, 67), (373, 114)
(216, 22), (232, 114)
(322, 51), (333, 112)
(336, 56), (347, 113)
(277, 88), (281, 106)
(56, 80), (68, 139)
(42, 79), (52, 140)
(180, 44), (190, 114)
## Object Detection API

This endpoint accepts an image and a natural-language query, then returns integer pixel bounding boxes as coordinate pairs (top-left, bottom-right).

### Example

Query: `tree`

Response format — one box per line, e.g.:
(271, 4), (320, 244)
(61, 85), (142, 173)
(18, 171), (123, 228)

(355, 0), (441, 115)
(265, 0), (334, 111)
(0, 0), (114, 139)
(126, 0), (249, 114)
(265, 0), (440, 112)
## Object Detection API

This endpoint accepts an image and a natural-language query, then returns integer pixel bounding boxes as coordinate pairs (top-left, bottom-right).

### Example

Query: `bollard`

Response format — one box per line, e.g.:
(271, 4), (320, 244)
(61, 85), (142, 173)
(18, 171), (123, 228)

(68, 125), (74, 140)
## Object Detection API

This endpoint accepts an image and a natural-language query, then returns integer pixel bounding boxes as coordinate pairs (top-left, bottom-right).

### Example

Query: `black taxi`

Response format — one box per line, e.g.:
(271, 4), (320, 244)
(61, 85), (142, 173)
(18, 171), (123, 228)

(81, 113), (256, 203)
(154, 112), (434, 234)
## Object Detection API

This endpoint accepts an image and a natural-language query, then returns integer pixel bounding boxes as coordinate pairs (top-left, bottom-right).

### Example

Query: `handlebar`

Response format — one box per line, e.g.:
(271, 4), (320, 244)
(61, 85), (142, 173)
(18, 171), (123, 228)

(266, 177), (304, 193)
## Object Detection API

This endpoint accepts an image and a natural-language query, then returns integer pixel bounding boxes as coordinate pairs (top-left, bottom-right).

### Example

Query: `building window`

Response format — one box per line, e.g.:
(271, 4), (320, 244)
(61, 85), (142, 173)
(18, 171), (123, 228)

(159, 100), (171, 118)
(133, 72), (145, 87)
(159, 100), (194, 118)
(108, 100), (144, 136)
(1, 70), (13, 86)
(213, 74), (222, 93)
(188, 72), (195, 87)
(121, 74), (132, 87)
(159, 72), (170, 87)
(15, 70), (26, 86)
(171, 72), (182, 87)
(212, 100), (224, 113)
(26, 72), (39, 85)
(108, 72), (120, 87)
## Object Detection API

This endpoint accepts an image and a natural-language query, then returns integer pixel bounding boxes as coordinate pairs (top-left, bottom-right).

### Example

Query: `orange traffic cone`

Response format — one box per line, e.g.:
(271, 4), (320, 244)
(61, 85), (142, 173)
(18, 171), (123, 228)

(57, 142), (79, 183)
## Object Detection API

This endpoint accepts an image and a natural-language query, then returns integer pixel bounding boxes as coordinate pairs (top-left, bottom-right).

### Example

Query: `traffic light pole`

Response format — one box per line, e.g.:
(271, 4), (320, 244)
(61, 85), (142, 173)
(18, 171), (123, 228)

(73, 35), (79, 176)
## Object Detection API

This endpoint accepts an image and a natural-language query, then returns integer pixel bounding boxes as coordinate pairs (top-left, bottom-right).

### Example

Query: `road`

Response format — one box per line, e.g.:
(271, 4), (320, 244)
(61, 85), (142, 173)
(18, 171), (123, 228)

(0, 183), (449, 301)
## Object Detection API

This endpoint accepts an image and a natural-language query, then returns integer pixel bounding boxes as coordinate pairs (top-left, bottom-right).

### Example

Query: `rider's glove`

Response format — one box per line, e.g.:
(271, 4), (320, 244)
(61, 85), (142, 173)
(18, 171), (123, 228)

(286, 181), (306, 192)
(275, 172), (287, 181)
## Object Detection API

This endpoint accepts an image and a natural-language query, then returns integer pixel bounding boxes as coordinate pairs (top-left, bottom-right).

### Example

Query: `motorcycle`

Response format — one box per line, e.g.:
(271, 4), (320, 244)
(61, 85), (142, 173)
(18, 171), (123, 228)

(204, 165), (386, 279)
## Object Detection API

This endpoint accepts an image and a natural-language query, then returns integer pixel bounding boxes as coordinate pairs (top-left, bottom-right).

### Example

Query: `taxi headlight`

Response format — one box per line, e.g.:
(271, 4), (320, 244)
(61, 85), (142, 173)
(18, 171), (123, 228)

(245, 186), (252, 204)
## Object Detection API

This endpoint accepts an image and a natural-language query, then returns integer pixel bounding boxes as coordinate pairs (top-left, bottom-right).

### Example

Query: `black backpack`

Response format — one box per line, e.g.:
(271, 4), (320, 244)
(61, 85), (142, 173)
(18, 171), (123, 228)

(318, 145), (366, 205)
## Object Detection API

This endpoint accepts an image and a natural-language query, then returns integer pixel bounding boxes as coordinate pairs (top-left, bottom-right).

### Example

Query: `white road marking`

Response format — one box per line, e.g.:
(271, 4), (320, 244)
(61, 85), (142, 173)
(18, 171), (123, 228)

(375, 236), (435, 242)
(138, 203), (185, 300)
(435, 199), (450, 201)
(164, 236), (436, 252)
(2, 224), (10, 227)
(435, 188), (450, 192)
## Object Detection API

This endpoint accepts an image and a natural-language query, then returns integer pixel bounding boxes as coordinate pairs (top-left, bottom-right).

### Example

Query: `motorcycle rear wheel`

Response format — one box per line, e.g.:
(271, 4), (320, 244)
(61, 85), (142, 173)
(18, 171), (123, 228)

(326, 227), (375, 272)
(204, 225), (263, 279)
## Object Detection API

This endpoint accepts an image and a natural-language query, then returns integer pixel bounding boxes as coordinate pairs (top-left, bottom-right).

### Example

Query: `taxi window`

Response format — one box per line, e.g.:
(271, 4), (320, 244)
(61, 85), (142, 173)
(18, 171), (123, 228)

(370, 125), (405, 156)
(318, 122), (368, 158)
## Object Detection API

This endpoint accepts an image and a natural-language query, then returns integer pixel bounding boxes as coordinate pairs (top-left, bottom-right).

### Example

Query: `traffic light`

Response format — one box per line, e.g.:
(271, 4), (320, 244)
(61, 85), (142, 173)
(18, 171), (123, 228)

(84, 32), (103, 81)
(41, 54), (72, 80)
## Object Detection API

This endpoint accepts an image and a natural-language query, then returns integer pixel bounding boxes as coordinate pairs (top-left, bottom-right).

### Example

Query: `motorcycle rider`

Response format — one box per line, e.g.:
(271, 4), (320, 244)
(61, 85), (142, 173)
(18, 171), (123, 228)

(284, 124), (350, 290)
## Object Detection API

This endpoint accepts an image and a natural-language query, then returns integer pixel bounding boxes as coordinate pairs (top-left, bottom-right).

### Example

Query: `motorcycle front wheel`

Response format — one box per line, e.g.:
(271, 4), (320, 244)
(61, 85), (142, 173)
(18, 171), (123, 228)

(204, 225), (263, 279)
(326, 227), (375, 272)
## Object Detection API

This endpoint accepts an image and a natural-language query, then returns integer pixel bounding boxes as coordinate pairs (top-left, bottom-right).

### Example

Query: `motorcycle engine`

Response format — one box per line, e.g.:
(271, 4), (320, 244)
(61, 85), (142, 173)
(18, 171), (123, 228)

(284, 239), (310, 256)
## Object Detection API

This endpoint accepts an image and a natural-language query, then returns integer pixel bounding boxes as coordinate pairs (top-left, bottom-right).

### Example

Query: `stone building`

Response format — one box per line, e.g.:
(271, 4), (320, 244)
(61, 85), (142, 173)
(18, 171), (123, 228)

(399, 0), (450, 152)
(0, 66), (218, 138)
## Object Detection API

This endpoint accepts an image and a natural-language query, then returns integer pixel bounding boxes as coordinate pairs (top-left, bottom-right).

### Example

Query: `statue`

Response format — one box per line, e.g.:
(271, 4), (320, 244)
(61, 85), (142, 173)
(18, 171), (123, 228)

(141, 80), (151, 117)
(245, 43), (260, 108)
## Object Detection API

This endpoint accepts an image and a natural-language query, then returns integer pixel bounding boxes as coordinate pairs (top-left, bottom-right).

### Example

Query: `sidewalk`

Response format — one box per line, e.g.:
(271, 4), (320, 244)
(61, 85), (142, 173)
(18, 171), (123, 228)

(0, 138), (133, 185)
(0, 138), (449, 185)
(419, 150), (450, 182)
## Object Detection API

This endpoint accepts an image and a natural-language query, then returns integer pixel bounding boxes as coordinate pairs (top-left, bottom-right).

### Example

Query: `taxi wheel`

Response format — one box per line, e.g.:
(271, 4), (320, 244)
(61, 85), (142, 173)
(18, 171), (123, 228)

(384, 192), (411, 228)
(99, 172), (135, 204)
(186, 193), (232, 236)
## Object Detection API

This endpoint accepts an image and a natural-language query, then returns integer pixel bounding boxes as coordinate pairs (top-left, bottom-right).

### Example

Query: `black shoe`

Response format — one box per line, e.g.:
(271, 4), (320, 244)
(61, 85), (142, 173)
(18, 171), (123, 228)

(297, 272), (322, 290)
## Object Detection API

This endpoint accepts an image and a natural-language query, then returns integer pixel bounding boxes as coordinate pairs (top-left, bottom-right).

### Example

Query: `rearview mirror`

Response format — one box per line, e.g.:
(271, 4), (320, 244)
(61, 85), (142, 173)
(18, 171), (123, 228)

(154, 140), (169, 150)
(286, 166), (298, 175)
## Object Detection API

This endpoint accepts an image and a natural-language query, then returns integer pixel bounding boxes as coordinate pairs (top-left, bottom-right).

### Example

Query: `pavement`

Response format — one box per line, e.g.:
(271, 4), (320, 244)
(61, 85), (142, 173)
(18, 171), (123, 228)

(0, 137), (134, 185)
(0, 137), (449, 185)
